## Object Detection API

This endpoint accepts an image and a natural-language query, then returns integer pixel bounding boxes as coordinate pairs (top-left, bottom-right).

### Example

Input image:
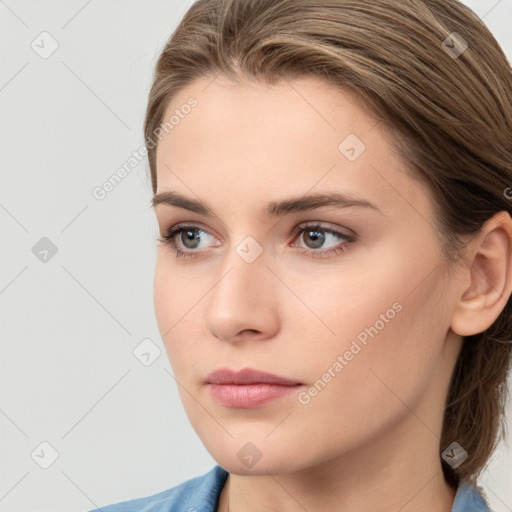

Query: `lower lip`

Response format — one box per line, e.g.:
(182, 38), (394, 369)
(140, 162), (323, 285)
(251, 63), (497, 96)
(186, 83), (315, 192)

(207, 383), (302, 408)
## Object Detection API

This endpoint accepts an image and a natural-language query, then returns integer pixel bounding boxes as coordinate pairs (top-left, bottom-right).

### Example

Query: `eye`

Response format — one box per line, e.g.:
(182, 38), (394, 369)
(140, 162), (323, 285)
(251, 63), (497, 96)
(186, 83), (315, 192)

(291, 223), (355, 258)
(157, 223), (219, 259)
(157, 222), (355, 259)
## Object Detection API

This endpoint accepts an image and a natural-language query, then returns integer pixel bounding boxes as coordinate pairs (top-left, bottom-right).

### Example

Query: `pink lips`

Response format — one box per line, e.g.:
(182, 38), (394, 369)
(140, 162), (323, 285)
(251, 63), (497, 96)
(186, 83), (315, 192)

(205, 367), (303, 408)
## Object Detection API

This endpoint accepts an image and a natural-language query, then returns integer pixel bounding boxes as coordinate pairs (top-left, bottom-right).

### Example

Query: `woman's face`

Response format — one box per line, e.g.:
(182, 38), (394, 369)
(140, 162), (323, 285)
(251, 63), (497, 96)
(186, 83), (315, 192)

(152, 74), (464, 475)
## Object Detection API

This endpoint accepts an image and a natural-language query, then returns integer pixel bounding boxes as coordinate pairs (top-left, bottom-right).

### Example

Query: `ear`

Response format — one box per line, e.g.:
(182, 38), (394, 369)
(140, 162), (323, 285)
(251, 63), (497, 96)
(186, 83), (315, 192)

(450, 211), (512, 337)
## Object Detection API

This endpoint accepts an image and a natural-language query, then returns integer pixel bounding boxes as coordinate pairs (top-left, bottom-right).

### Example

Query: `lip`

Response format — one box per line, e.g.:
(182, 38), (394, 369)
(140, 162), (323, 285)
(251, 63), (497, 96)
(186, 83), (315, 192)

(205, 367), (303, 408)
(206, 367), (302, 385)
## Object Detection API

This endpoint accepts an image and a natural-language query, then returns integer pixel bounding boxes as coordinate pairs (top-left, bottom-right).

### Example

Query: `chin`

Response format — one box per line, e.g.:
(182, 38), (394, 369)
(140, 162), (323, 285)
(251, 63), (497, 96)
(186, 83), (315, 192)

(205, 439), (310, 476)
(217, 458), (300, 476)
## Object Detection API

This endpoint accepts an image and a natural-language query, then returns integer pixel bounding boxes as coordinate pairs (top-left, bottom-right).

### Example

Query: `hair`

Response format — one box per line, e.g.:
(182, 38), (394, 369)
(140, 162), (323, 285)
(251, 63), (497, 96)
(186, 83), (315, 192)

(144, 0), (512, 488)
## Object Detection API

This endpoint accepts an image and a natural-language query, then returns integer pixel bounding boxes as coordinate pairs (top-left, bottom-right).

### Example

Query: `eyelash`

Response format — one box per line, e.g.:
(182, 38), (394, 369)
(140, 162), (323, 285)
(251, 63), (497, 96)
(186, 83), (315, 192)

(157, 222), (356, 260)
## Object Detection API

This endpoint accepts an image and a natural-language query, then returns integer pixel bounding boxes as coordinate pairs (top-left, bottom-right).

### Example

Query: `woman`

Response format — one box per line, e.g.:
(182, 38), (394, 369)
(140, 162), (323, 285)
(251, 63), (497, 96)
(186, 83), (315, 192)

(89, 0), (512, 510)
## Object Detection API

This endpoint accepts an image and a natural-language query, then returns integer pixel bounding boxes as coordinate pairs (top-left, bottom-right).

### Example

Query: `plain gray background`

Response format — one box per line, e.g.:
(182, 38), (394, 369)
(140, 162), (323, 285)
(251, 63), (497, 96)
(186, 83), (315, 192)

(1, 1), (511, 511)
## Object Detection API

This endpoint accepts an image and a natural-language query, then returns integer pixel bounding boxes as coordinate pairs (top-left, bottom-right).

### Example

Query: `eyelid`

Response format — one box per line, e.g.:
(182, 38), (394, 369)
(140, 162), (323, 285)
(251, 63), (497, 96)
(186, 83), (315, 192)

(290, 221), (354, 238)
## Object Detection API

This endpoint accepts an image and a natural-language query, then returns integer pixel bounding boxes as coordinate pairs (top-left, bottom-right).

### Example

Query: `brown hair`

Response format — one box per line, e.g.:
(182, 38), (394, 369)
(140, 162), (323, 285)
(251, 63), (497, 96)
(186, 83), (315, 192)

(144, 0), (512, 487)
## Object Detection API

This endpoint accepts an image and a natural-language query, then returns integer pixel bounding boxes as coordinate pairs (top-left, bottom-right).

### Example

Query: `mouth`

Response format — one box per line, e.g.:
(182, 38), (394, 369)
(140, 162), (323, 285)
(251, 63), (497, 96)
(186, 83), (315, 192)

(206, 367), (302, 386)
(205, 367), (303, 408)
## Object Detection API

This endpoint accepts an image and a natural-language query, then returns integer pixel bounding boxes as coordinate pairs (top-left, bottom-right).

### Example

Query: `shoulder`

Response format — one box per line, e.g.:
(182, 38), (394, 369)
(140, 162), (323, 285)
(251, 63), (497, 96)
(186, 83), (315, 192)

(86, 465), (229, 512)
(452, 481), (493, 512)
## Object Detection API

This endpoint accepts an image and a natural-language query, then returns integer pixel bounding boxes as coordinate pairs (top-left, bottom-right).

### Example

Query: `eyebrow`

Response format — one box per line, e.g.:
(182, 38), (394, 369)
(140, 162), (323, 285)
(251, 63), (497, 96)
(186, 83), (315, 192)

(151, 190), (383, 217)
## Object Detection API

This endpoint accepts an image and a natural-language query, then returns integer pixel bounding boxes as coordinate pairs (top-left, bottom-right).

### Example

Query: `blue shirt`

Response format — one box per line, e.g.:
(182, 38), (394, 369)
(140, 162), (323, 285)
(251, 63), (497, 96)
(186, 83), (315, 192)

(87, 465), (492, 512)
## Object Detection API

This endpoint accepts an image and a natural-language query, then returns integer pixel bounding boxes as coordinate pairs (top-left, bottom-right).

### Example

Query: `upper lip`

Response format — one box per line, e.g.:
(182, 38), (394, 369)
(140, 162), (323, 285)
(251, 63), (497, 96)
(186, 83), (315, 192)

(206, 367), (302, 385)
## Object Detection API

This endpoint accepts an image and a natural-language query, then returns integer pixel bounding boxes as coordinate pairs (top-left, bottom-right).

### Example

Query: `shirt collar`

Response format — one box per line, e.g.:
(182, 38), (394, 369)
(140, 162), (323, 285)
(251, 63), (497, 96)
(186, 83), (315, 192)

(451, 481), (491, 511)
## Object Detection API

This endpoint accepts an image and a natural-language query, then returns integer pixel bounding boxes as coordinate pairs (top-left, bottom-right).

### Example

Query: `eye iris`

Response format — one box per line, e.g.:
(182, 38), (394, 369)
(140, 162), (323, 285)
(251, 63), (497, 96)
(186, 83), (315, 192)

(304, 229), (325, 249)
(182, 229), (201, 249)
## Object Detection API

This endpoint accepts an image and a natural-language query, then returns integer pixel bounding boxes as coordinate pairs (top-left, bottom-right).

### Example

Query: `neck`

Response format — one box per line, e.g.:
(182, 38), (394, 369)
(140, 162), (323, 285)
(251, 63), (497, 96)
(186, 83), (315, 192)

(219, 416), (457, 512)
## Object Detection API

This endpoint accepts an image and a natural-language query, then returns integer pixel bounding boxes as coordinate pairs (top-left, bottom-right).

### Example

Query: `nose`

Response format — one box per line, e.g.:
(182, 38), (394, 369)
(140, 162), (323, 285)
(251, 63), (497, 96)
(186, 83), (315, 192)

(204, 241), (280, 344)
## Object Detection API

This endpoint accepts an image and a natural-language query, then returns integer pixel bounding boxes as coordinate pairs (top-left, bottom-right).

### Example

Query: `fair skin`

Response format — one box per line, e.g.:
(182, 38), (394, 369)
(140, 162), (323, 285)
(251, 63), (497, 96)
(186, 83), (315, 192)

(152, 74), (512, 512)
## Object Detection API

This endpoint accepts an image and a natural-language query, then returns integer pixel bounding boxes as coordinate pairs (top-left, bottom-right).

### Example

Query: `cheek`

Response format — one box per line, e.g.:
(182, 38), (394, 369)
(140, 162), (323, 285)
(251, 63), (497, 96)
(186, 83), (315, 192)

(153, 260), (174, 339)
(153, 257), (199, 367)
(289, 246), (448, 414)
(153, 254), (201, 328)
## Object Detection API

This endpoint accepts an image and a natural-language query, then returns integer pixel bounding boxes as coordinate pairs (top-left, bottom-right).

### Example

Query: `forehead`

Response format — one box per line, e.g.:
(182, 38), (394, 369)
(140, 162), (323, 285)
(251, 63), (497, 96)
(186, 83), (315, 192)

(154, 74), (430, 223)
(158, 74), (377, 153)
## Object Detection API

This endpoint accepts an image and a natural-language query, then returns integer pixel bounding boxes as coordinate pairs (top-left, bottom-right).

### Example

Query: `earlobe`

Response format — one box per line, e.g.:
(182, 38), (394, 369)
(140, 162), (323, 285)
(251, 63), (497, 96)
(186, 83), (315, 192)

(450, 211), (512, 337)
